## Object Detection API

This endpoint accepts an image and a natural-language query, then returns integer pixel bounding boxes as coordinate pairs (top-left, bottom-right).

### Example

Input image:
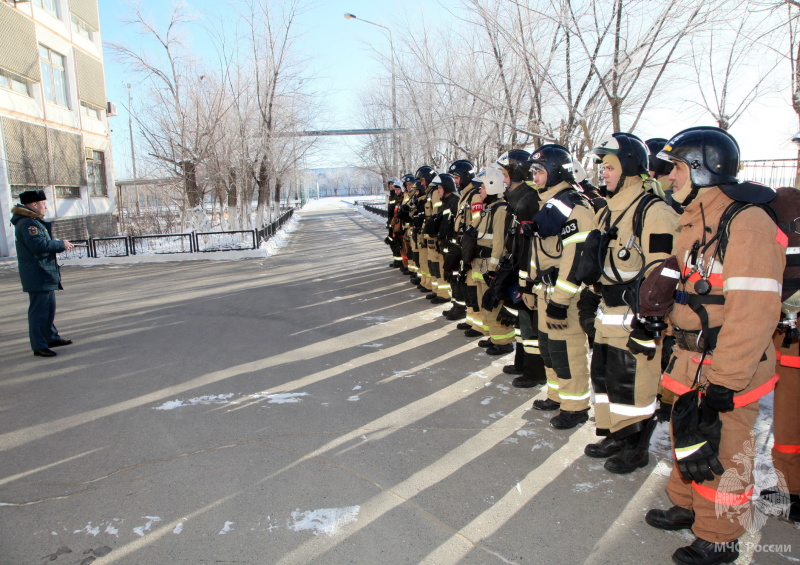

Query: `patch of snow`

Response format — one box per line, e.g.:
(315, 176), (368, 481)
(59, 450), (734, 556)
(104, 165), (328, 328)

(73, 523), (100, 536)
(133, 516), (161, 537)
(501, 437), (519, 445)
(481, 397), (494, 406)
(347, 396), (360, 402)
(173, 523), (184, 534)
(219, 521), (234, 534)
(104, 524), (119, 537)
(352, 385), (362, 391)
(154, 394), (234, 410)
(262, 393), (308, 405)
(516, 430), (537, 438)
(287, 506), (360, 536)
(361, 343), (383, 348)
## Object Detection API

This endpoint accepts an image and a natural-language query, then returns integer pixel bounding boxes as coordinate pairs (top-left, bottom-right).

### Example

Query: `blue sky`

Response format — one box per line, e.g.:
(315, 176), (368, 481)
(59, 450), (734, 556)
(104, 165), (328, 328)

(98, 0), (799, 180)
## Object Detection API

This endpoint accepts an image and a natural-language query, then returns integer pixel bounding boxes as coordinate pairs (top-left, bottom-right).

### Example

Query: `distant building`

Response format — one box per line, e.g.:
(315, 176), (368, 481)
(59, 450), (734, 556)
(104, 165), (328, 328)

(0, 0), (115, 257)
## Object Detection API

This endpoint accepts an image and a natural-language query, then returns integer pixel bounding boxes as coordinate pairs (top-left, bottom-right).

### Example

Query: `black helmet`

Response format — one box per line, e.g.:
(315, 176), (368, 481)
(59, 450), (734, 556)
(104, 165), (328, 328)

(658, 127), (739, 188)
(447, 160), (475, 189)
(645, 138), (674, 178)
(528, 144), (575, 187)
(590, 133), (649, 177)
(496, 149), (531, 183)
(415, 165), (436, 186)
(402, 173), (416, 185)
(431, 173), (457, 194)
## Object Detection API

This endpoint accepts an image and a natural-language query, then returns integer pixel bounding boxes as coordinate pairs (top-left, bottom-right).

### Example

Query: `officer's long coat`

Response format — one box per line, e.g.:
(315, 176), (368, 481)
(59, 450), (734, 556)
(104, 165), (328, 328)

(10, 205), (65, 292)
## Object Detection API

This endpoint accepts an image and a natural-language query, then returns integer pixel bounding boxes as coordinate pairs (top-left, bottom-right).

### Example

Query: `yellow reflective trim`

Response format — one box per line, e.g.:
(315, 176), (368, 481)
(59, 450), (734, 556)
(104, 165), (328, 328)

(562, 231), (590, 246)
(555, 278), (579, 294)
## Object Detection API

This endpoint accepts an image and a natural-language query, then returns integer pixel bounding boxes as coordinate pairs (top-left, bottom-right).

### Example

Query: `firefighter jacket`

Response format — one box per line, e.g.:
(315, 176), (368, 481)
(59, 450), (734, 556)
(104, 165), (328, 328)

(475, 197), (508, 270)
(595, 177), (678, 286)
(529, 182), (594, 309)
(454, 183), (478, 239)
(667, 188), (784, 394)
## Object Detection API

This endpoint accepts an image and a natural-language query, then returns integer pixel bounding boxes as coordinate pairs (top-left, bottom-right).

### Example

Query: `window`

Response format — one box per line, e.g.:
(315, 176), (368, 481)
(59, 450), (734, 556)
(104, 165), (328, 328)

(33, 0), (59, 18)
(70, 14), (93, 40)
(0, 69), (31, 96)
(39, 45), (68, 107)
(86, 150), (107, 196)
(11, 185), (45, 200)
(80, 101), (101, 119)
(55, 185), (80, 198)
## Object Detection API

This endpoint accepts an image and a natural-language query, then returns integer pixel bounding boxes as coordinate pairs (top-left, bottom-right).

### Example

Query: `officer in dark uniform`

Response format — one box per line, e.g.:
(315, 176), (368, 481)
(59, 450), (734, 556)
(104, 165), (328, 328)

(10, 190), (74, 357)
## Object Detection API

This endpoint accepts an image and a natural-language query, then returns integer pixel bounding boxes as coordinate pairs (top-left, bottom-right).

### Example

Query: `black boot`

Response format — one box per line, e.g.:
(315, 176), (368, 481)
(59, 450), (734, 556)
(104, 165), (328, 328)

(550, 409), (589, 430)
(532, 398), (560, 411)
(604, 417), (657, 474)
(410, 277), (421, 285)
(645, 506), (695, 530)
(456, 322), (471, 330)
(584, 436), (625, 458)
(445, 306), (467, 320)
(512, 352), (546, 387)
(672, 538), (739, 565)
(503, 343), (525, 375)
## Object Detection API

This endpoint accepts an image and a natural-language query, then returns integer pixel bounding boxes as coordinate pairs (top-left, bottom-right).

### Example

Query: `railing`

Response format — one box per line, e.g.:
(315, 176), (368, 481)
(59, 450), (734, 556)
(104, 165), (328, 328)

(65, 209), (295, 258)
(741, 159), (798, 188)
(362, 204), (388, 218)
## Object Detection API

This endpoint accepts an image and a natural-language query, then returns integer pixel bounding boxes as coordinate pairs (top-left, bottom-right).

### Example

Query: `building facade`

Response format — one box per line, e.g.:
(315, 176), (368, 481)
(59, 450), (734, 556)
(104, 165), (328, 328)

(0, 0), (115, 257)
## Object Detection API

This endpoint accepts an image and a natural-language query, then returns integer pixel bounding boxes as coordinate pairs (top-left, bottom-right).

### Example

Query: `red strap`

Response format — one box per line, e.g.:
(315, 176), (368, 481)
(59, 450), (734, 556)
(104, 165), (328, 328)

(682, 267), (723, 287)
(691, 357), (713, 365)
(733, 374), (779, 408)
(661, 374), (692, 396)
(776, 227), (789, 248)
(776, 350), (800, 369)
(693, 482), (753, 507)
(774, 442), (800, 454)
(661, 374), (778, 408)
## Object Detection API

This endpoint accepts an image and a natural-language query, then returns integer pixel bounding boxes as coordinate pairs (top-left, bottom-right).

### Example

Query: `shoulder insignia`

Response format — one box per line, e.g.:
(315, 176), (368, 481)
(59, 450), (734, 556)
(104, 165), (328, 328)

(28, 226), (39, 236)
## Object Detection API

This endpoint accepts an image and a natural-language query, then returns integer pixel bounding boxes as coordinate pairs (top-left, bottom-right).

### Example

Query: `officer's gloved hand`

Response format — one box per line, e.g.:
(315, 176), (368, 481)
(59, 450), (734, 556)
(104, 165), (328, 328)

(627, 319), (656, 360)
(673, 390), (725, 483)
(483, 271), (496, 284)
(545, 302), (568, 331)
(703, 382), (735, 413)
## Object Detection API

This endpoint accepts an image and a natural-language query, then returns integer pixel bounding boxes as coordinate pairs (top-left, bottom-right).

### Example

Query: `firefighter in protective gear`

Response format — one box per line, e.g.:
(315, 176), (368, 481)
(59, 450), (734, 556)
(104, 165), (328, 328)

(399, 173), (418, 276)
(462, 171), (490, 338)
(583, 132), (678, 473)
(646, 138), (682, 215)
(496, 150), (548, 384)
(443, 160), (477, 321)
(424, 173), (450, 303)
(387, 179), (405, 269)
(526, 145), (594, 429)
(768, 186), (800, 524)
(415, 166), (436, 292)
(472, 168), (515, 354)
(645, 127), (784, 565)
(429, 173), (460, 305)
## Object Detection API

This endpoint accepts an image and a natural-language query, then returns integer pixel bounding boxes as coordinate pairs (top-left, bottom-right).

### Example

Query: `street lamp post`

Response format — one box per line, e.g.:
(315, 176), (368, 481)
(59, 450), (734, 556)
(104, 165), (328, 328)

(344, 13), (397, 178)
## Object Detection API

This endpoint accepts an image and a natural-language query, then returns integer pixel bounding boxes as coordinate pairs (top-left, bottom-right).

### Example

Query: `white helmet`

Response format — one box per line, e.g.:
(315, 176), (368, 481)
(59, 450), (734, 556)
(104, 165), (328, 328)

(477, 167), (506, 196)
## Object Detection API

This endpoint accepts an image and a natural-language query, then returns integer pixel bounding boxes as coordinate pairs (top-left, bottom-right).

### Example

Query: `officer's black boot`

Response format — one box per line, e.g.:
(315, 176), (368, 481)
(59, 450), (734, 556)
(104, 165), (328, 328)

(512, 352), (546, 387)
(672, 538), (739, 565)
(550, 408), (589, 430)
(604, 417), (657, 474)
(503, 343), (524, 375)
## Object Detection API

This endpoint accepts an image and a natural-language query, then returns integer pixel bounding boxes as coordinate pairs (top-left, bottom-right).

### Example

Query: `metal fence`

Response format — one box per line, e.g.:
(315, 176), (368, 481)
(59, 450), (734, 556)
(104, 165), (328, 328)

(740, 159), (798, 188)
(362, 204), (388, 218)
(61, 209), (295, 258)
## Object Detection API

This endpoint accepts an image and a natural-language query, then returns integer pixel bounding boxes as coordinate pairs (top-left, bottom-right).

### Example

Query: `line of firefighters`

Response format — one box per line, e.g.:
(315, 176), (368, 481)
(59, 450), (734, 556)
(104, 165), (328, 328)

(383, 127), (798, 565)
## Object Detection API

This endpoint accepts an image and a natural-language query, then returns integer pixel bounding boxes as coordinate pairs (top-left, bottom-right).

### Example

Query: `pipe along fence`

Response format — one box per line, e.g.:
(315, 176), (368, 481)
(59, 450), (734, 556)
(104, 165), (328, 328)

(62, 209), (294, 259)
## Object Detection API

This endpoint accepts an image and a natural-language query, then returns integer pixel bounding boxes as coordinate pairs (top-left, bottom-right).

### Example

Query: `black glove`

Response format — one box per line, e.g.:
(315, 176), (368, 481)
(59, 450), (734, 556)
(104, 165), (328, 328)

(483, 271), (496, 284)
(703, 383), (735, 413)
(384, 235), (393, 246)
(627, 319), (656, 360)
(497, 306), (518, 327)
(672, 389), (725, 483)
(577, 287), (600, 341)
(545, 302), (568, 331)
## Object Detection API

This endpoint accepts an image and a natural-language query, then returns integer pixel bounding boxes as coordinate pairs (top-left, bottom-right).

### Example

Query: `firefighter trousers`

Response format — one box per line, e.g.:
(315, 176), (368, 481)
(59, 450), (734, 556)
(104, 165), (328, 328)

(665, 347), (776, 543)
(591, 304), (662, 437)
(773, 331), (800, 495)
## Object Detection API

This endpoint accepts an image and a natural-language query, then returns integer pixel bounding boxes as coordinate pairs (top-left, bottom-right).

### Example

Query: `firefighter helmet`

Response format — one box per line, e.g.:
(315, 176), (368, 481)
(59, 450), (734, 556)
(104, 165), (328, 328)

(447, 159), (475, 189)
(645, 138), (674, 178)
(528, 144), (575, 187)
(495, 149), (531, 182)
(590, 133), (649, 177)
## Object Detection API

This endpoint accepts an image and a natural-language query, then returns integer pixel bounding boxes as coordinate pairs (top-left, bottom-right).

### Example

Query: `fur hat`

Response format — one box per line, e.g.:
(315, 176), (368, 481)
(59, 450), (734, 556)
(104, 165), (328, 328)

(19, 190), (47, 204)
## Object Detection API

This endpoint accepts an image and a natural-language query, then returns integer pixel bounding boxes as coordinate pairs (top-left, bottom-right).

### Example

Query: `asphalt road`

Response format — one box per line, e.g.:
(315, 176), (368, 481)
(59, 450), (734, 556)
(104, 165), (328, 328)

(0, 203), (797, 565)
